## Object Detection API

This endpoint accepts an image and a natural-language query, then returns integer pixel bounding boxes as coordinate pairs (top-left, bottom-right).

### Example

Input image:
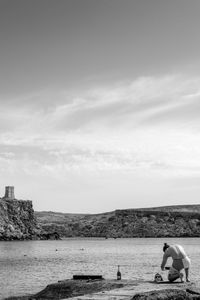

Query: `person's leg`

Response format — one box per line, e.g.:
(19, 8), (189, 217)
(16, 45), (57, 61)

(168, 272), (180, 282)
(179, 272), (184, 282)
(182, 257), (191, 282)
(172, 260), (185, 282)
(185, 268), (190, 282)
(168, 267), (182, 282)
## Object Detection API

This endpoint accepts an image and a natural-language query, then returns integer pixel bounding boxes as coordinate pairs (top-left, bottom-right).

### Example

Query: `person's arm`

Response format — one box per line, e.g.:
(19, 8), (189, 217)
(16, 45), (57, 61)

(161, 249), (170, 270)
(161, 253), (168, 270)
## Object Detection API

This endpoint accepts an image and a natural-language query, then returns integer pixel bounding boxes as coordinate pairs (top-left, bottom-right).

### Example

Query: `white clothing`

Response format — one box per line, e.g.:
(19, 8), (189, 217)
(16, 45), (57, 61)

(182, 256), (191, 269)
(161, 244), (190, 271)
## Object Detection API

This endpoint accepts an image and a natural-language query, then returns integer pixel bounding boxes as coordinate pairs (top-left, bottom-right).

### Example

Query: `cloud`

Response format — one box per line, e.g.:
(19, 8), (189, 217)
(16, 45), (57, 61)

(46, 74), (200, 131)
(1, 73), (200, 179)
(1, 74), (200, 131)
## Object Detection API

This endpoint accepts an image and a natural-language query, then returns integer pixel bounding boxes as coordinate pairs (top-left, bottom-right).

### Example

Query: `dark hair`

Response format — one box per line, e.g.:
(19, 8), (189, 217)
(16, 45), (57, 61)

(163, 243), (169, 252)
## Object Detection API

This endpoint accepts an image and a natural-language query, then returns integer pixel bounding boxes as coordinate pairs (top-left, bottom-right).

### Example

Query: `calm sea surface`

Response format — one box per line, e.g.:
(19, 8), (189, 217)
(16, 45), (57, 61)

(1, 237), (200, 299)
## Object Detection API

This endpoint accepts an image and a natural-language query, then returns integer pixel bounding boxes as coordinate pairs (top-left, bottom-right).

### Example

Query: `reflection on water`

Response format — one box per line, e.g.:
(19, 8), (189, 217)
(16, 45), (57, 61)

(1, 237), (200, 299)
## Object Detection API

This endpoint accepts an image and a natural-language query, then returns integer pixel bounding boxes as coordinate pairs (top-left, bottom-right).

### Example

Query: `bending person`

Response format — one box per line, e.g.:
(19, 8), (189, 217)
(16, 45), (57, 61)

(161, 243), (191, 282)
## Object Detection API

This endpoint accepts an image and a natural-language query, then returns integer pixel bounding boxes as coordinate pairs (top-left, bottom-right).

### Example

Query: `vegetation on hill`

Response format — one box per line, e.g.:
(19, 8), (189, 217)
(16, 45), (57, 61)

(35, 205), (200, 238)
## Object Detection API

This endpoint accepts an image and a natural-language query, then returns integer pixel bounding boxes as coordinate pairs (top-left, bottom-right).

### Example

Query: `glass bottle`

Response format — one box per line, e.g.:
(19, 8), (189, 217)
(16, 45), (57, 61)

(117, 265), (121, 280)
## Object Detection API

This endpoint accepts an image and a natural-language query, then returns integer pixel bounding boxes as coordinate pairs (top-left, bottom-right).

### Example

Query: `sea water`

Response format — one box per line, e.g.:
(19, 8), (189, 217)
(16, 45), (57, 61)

(1, 237), (200, 299)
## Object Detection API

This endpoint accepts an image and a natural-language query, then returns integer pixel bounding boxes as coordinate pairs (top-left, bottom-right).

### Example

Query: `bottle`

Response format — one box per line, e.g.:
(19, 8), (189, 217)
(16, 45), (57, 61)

(117, 265), (121, 280)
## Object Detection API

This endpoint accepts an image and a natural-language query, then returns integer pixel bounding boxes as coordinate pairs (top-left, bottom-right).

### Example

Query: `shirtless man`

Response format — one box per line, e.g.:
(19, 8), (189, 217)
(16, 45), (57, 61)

(161, 243), (191, 282)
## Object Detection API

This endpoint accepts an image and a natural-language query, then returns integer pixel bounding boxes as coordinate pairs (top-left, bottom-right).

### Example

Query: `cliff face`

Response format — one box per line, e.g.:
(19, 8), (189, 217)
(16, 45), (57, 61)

(0, 198), (41, 240)
(0, 198), (60, 241)
(36, 207), (200, 238)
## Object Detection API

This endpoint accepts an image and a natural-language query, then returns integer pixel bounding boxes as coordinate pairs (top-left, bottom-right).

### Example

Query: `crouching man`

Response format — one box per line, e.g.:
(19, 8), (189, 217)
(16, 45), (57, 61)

(161, 243), (191, 282)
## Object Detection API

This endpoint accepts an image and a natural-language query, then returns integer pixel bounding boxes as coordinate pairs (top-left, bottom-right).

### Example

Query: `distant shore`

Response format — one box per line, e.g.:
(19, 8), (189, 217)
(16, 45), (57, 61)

(36, 206), (200, 239)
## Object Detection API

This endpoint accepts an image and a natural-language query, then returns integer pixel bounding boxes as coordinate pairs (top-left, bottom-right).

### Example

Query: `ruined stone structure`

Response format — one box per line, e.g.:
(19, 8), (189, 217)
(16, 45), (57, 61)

(3, 186), (15, 200)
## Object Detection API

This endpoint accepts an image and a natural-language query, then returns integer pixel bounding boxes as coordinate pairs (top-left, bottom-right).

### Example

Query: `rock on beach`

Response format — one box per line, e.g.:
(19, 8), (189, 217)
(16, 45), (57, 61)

(4, 278), (200, 300)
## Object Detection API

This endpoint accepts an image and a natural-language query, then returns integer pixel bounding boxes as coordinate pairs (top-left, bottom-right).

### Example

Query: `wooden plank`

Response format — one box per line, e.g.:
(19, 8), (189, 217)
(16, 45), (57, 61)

(73, 275), (103, 280)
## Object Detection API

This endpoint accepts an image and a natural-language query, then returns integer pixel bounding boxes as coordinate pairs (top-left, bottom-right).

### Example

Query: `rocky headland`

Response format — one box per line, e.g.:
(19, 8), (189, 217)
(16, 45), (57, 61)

(36, 205), (200, 238)
(0, 186), (60, 241)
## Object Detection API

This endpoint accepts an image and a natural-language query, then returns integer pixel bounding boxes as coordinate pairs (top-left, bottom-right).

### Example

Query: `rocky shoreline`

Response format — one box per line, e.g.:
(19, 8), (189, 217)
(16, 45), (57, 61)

(4, 278), (200, 300)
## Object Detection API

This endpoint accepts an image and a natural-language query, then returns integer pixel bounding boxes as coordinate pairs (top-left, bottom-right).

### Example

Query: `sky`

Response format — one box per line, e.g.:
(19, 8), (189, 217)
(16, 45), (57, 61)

(0, 0), (200, 213)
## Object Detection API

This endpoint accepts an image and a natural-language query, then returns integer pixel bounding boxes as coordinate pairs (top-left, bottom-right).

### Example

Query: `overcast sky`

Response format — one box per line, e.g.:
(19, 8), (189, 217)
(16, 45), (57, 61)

(1, 0), (200, 213)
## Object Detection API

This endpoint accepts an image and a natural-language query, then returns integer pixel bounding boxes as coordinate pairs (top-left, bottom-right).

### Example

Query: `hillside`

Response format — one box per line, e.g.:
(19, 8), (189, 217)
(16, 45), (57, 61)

(35, 205), (200, 238)
(135, 204), (200, 213)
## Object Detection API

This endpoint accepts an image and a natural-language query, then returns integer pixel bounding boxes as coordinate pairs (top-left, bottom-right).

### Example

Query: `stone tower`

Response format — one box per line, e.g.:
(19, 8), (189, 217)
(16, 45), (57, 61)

(4, 186), (15, 199)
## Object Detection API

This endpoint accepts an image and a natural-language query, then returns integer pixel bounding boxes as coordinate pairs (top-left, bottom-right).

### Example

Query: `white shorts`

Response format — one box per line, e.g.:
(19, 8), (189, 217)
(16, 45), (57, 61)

(182, 256), (191, 269)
